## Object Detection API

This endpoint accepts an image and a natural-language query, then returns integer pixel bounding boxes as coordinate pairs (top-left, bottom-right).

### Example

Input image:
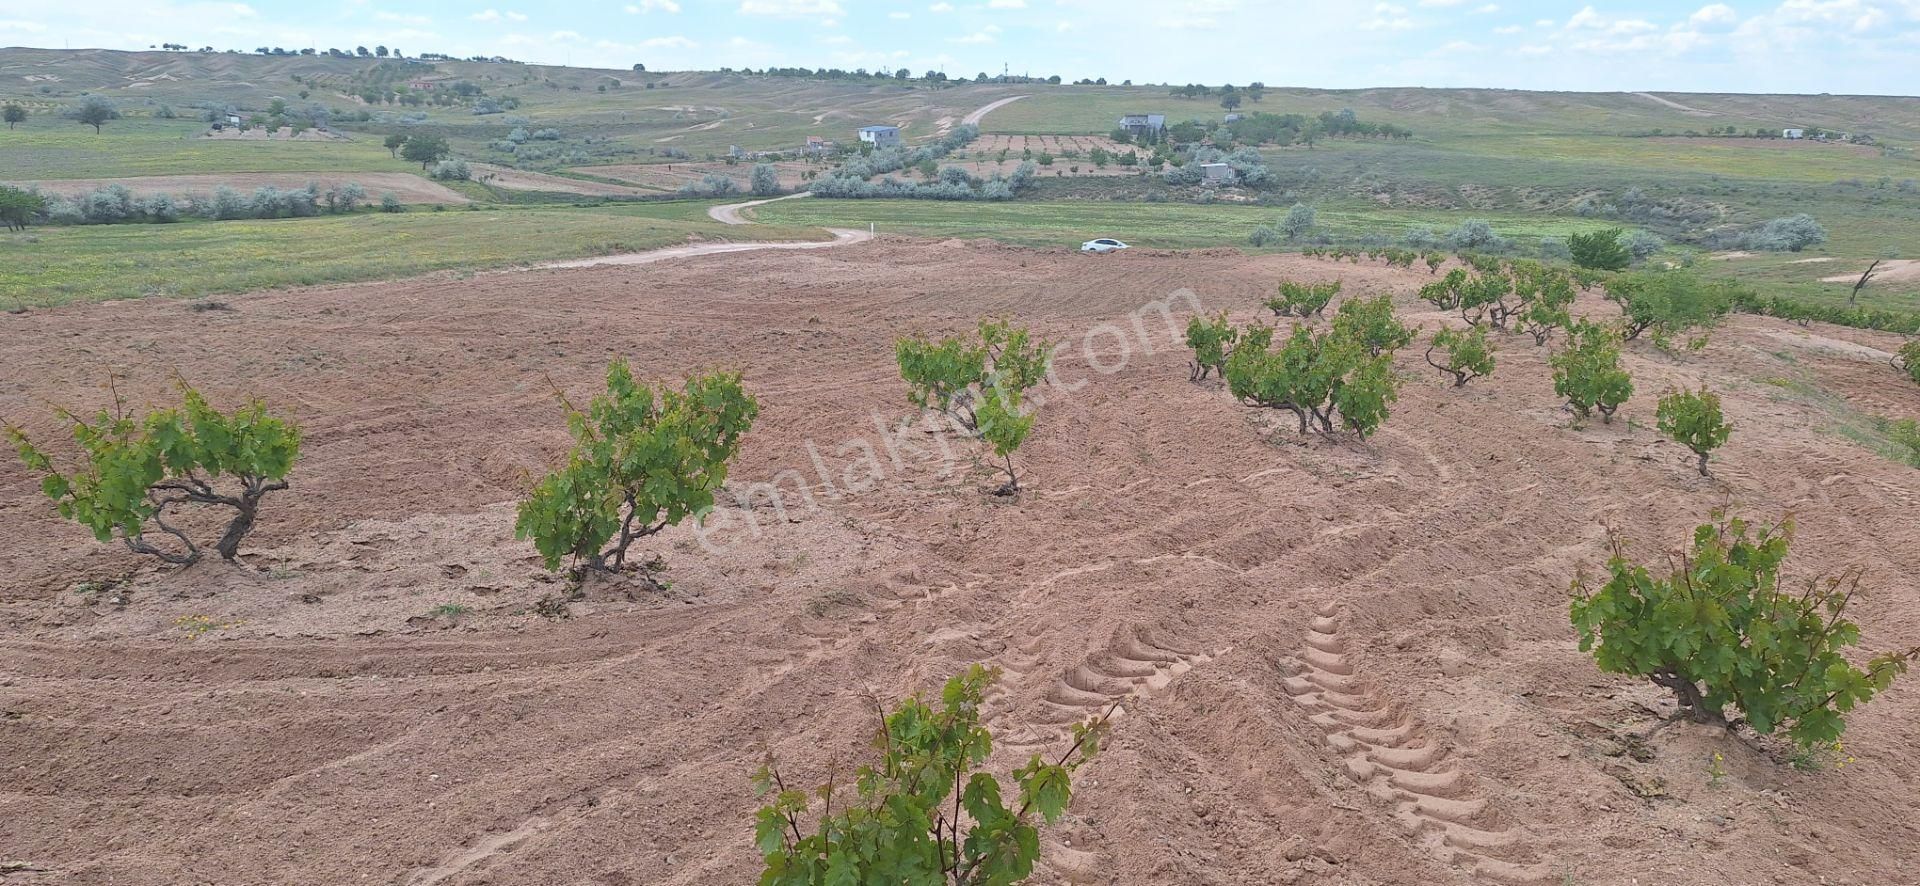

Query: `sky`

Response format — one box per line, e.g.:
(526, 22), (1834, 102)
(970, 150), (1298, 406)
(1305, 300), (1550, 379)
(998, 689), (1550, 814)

(2, 0), (1918, 94)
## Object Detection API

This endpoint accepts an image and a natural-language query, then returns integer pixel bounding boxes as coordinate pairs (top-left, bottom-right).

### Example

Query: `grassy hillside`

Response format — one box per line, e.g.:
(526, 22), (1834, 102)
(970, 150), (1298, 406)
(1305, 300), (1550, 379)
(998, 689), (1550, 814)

(0, 201), (821, 307)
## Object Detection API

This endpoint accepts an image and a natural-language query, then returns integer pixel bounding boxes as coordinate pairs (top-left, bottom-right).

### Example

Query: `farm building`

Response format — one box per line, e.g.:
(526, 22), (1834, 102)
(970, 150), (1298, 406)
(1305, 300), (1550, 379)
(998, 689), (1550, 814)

(1200, 162), (1234, 183)
(804, 135), (834, 156)
(858, 125), (902, 148)
(1119, 114), (1167, 141)
(1783, 128), (1805, 139)
(1224, 113), (1243, 123)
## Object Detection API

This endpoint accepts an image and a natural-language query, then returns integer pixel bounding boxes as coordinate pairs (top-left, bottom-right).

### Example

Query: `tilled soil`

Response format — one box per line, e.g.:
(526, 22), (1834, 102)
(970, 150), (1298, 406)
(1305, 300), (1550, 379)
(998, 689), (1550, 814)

(2, 241), (1918, 885)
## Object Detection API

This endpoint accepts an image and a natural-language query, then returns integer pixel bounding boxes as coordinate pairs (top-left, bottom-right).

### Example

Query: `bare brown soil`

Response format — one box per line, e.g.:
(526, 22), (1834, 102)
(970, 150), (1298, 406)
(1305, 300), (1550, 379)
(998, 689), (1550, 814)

(3, 242), (1919, 885)
(1823, 258), (1920, 285)
(7, 172), (470, 204)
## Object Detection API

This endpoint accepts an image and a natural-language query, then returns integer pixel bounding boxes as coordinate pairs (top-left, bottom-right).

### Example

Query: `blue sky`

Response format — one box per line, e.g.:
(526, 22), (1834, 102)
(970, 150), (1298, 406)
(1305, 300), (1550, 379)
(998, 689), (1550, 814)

(3, 1), (1917, 94)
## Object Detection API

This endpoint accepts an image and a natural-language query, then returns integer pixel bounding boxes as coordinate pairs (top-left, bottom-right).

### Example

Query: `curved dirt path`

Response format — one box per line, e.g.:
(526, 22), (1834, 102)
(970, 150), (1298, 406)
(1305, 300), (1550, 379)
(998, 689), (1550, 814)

(1632, 91), (1714, 116)
(964, 94), (1028, 127)
(537, 193), (867, 270)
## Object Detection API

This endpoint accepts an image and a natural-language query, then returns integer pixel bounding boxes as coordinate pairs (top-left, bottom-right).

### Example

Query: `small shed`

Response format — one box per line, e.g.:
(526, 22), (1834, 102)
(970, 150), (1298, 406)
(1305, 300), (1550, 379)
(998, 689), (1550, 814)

(1782, 128), (1805, 139)
(1224, 113), (1243, 123)
(858, 125), (902, 148)
(1200, 162), (1234, 183)
(1118, 113), (1166, 141)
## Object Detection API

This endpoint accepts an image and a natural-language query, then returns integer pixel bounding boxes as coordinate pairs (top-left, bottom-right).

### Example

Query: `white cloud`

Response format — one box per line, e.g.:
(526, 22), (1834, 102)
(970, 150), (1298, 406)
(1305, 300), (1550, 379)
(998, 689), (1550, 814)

(373, 11), (430, 25)
(953, 24), (1001, 43)
(1439, 39), (1483, 51)
(888, 10), (911, 18)
(469, 9), (526, 23)
(626, 0), (682, 11)
(738, 0), (843, 15)
(1474, 3), (1500, 12)
(1361, 2), (1415, 31)
(549, 29), (584, 41)
(641, 35), (696, 48)
(1493, 24), (1522, 34)
(820, 33), (852, 43)
(0, 18), (50, 32)
(928, 1), (954, 11)
(1689, 3), (1739, 28)
(1416, 0), (1463, 6)
(988, 0), (1026, 7)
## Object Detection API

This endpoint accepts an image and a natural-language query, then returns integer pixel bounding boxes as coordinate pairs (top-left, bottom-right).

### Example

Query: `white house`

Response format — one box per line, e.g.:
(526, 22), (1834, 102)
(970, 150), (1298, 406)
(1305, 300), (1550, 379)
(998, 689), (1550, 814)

(1783, 128), (1805, 139)
(858, 125), (902, 148)
(1199, 162), (1234, 183)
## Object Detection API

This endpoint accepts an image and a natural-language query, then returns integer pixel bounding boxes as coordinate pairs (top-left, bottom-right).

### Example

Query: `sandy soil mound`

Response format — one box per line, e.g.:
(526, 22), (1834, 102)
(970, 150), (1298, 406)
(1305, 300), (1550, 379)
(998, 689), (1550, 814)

(2, 243), (1918, 885)
(7, 173), (469, 204)
(1823, 258), (1920, 284)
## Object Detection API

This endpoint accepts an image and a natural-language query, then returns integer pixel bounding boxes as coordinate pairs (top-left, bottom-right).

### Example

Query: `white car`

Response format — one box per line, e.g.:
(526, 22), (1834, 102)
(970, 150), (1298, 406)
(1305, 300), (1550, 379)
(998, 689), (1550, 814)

(1080, 238), (1129, 254)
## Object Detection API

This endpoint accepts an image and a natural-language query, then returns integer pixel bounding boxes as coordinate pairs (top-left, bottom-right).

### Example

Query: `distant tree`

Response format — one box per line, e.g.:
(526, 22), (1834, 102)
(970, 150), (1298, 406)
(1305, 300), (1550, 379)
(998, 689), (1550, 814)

(749, 163), (780, 197)
(355, 45), (369, 57)
(1220, 93), (1242, 111)
(401, 134), (451, 169)
(383, 132), (408, 158)
(375, 45), (388, 57)
(1247, 81), (1266, 102)
(68, 95), (120, 134)
(2, 103), (24, 129)
(1569, 227), (1632, 271)
(1279, 203), (1316, 241)
(0, 184), (47, 231)
(633, 63), (647, 72)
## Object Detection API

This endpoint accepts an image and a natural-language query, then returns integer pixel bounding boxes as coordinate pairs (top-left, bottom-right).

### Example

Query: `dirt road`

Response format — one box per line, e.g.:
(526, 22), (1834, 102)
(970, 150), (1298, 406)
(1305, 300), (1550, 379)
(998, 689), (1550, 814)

(2, 243), (1917, 885)
(964, 94), (1029, 127)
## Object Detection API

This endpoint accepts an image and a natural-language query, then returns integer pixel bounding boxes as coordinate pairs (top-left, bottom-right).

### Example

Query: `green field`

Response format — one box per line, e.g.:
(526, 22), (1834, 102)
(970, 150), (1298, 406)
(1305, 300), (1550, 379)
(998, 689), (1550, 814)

(752, 198), (1624, 249)
(0, 202), (822, 308)
(0, 118), (405, 178)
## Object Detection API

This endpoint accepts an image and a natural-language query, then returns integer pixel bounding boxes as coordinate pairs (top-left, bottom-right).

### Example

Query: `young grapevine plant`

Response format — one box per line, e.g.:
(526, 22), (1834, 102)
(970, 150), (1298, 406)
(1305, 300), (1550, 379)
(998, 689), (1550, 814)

(1424, 326), (1496, 388)
(1264, 280), (1341, 319)
(897, 319), (1055, 494)
(1331, 294), (1414, 357)
(514, 361), (758, 579)
(1894, 339), (1920, 385)
(1551, 321), (1634, 423)
(1571, 514), (1920, 748)
(7, 380), (300, 565)
(1225, 323), (1401, 439)
(1655, 387), (1733, 476)
(1184, 311), (1238, 381)
(752, 665), (1113, 886)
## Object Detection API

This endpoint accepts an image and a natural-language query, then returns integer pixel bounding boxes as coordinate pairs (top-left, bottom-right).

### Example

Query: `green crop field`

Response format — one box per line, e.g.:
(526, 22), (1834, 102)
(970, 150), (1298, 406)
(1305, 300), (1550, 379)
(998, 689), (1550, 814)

(0, 118), (404, 178)
(0, 202), (822, 308)
(751, 198), (1625, 249)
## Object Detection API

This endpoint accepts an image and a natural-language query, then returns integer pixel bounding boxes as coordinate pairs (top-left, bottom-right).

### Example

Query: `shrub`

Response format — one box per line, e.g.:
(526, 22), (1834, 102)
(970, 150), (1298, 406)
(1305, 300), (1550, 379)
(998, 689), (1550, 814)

(753, 665), (1111, 885)
(1457, 267), (1516, 329)
(1604, 271), (1737, 349)
(7, 382), (300, 564)
(1513, 263), (1577, 346)
(1551, 321), (1633, 423)
(1624, 229), (1666, 261)
(1655, 388), (1732, 476)
(1264, 280), (1339, 318)
(1185, 311), (1237, 381)
(429, 159), (471, 181)
(1893, 340), (1920, 385)
(1225, 323), (1400, 438)
(380, 192), (404, 213)
(1401, 225), (1440, 249)
(749, 163), (780, 197)
(1425, 326), (1495, 387)
(1571, 514), (1919, 749)
(514, 362), (758, 579)
(680, 173), (740, 198)
(1743, 213), (1828, 252)
(896, 319), (1054, 495)
(0, 184), (46, 230)
(1569, 227), (1632, 271)
(1279, 203), (1316, 240)
(1247, 225), (1279, 247)
(1447, 219), (1508, 253)
(1330, 294), (1412, 357)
